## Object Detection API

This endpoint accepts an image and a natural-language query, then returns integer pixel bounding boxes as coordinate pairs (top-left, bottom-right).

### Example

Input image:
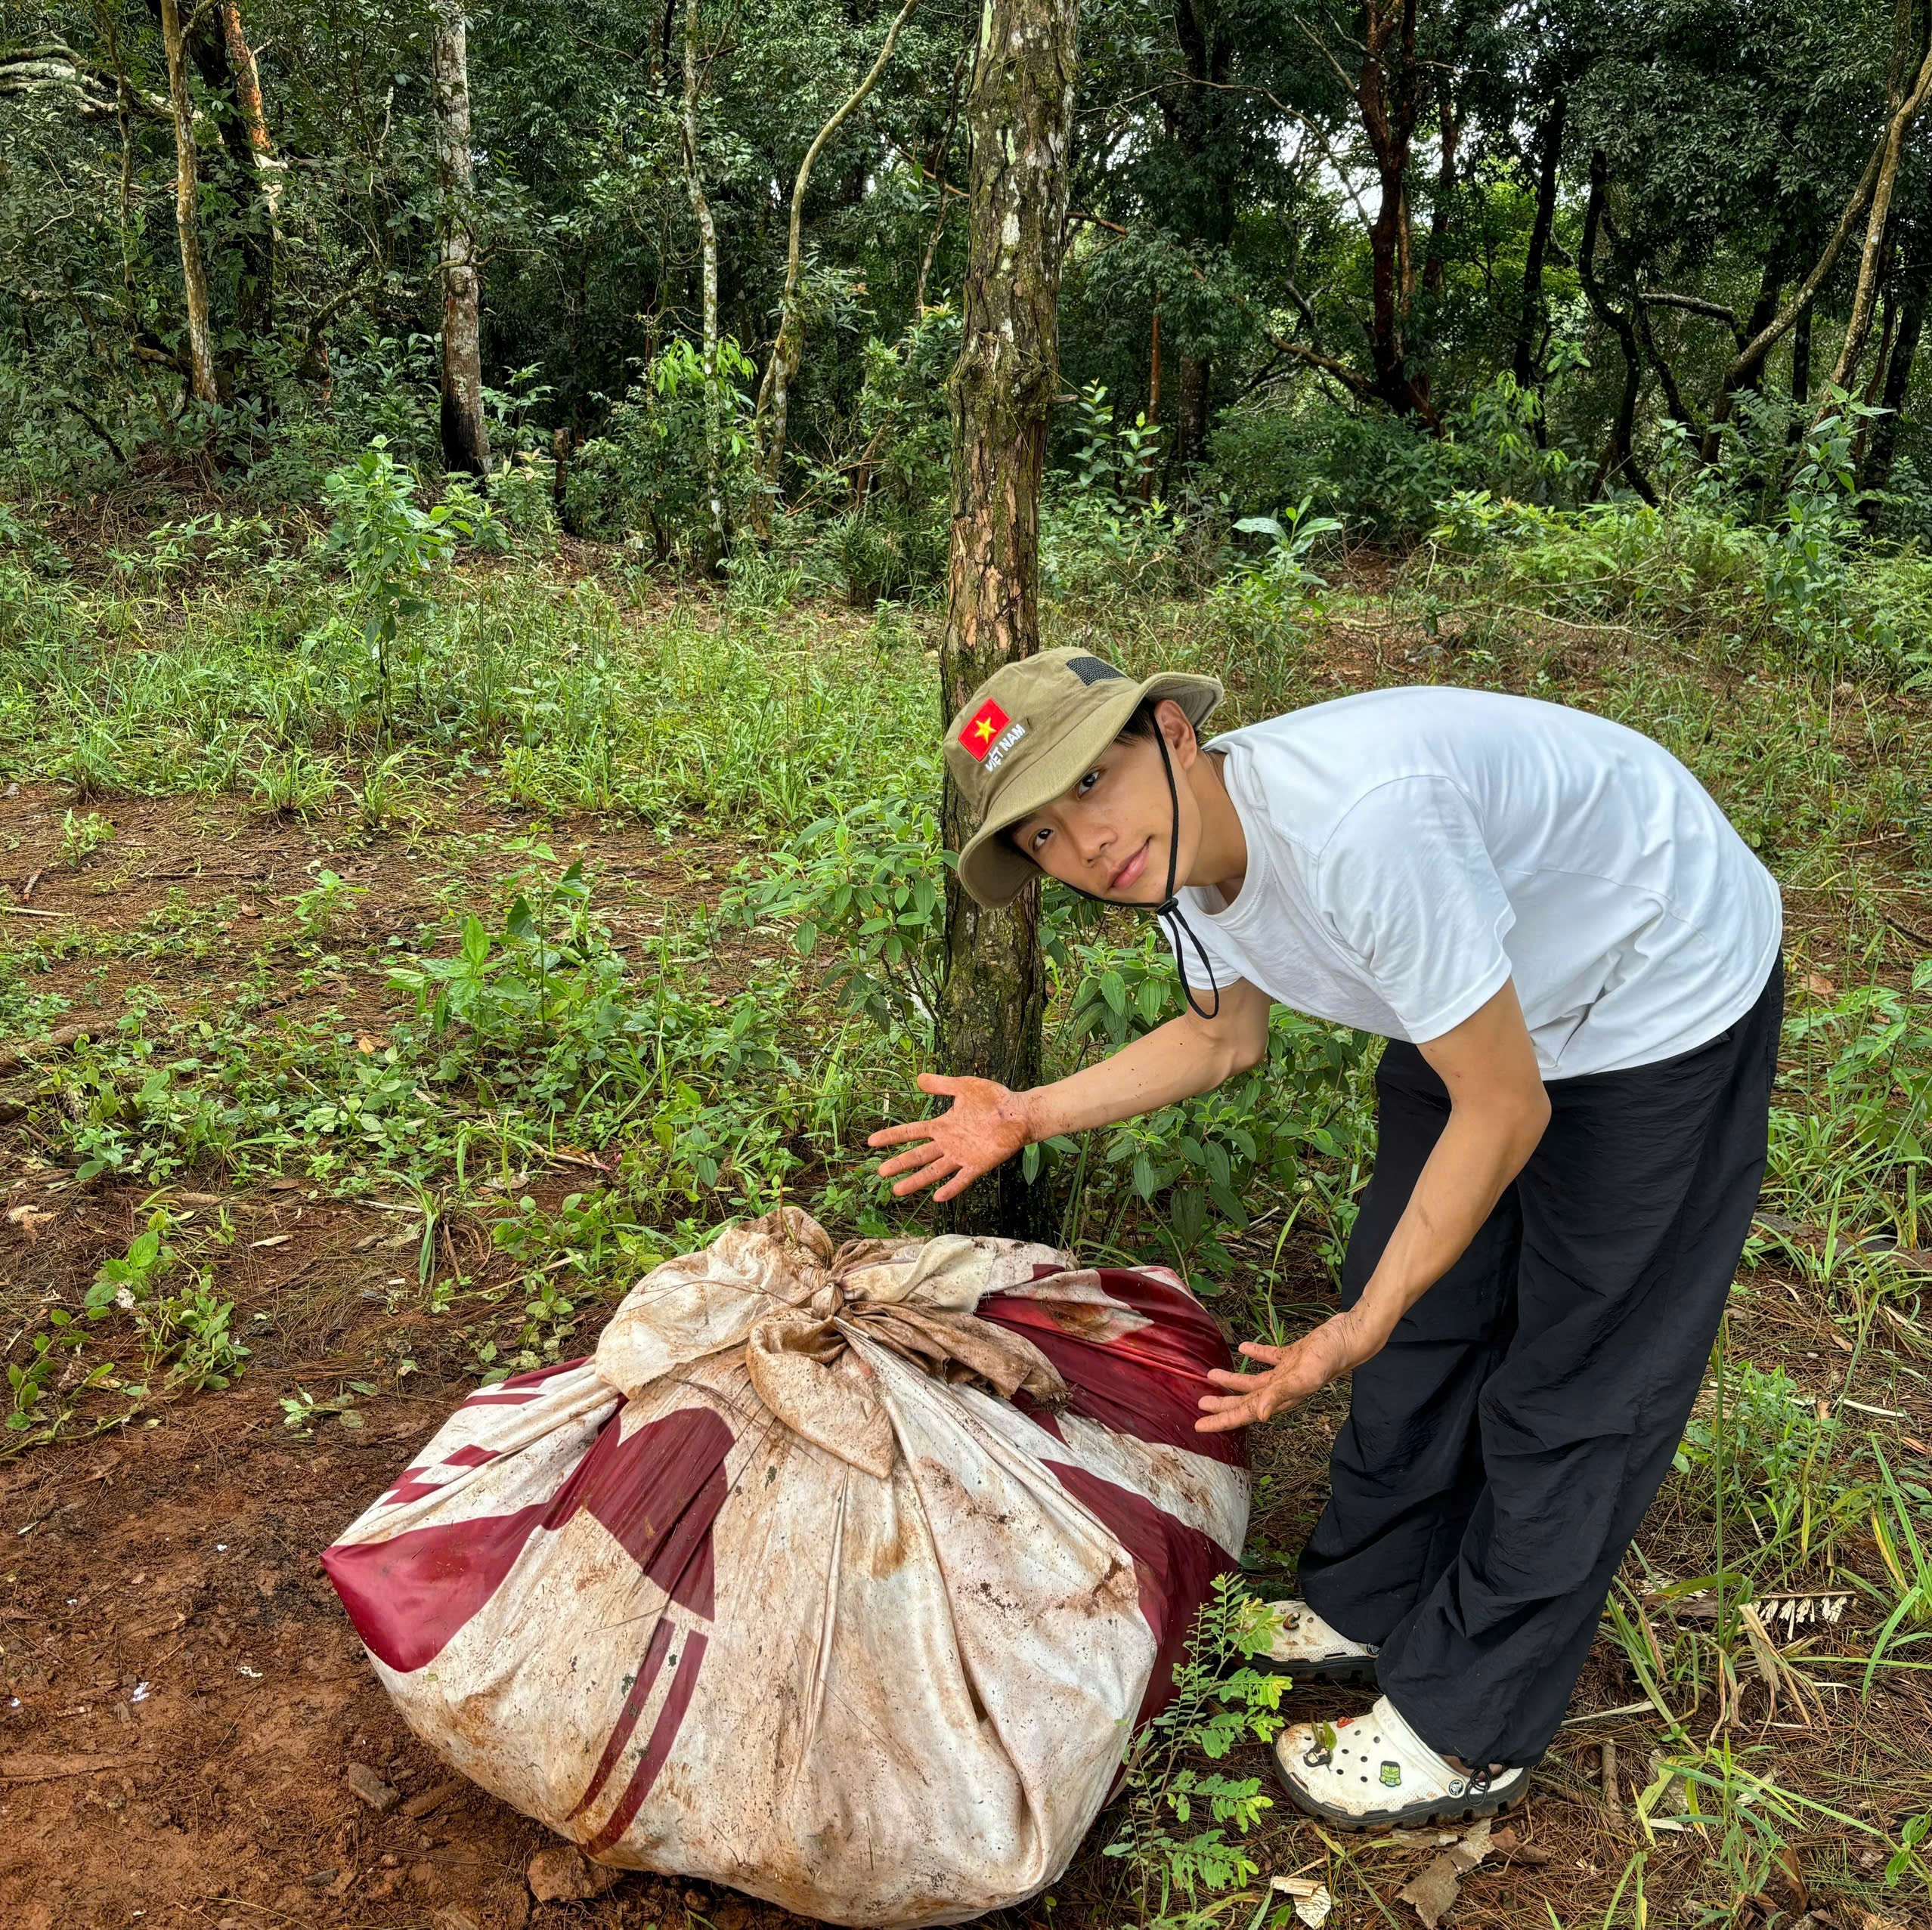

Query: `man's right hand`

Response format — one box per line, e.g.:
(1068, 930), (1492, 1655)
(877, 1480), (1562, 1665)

(867, 1073), (1035, 1202)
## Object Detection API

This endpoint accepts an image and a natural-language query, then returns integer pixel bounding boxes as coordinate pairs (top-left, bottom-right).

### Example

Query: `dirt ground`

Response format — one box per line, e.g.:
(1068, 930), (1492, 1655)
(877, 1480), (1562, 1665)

(3, 740), (1930, 1928)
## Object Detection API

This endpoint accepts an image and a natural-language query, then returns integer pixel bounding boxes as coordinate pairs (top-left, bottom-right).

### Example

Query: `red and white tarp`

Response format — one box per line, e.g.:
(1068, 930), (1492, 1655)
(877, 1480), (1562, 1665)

(324, 1208), (1249, 1926)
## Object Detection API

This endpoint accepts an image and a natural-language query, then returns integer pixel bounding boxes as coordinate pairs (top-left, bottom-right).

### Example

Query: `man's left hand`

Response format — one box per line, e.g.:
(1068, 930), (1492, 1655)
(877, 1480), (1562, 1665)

(1194, 1310), (1387, 1433)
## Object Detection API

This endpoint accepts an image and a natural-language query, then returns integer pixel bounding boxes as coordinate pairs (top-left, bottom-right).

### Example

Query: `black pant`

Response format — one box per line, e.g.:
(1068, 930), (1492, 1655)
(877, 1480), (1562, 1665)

(1298, 960), (1782, 1768)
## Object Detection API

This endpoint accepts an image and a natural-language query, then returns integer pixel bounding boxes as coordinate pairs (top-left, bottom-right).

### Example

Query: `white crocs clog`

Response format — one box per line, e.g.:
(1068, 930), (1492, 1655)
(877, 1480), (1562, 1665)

(1254, 1599), (1379, 1685)
(1273, 1693), (1531, 1830)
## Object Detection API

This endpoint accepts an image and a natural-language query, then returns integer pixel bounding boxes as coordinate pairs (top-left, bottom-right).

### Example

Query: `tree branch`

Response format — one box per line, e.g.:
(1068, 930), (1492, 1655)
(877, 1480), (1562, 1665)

(1638, 289), (1745, 342)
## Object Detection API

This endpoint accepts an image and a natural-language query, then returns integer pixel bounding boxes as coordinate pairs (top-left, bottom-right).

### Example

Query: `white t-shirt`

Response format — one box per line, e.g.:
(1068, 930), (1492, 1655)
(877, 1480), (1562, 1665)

(1175, 687), (1782, 1078)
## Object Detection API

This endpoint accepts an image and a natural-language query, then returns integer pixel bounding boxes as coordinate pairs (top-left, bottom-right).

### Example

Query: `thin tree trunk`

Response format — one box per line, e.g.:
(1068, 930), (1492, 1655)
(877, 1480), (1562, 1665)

(1512, 85), (1565, 419)
(681, 0), (725, 570)
(1421, 84), (1457, 295)
(1733, 244), (1784, 399)
(432, 0), (489, 477)
(913, 48), (968, 316)
(1865, 285), (1924, 490)
(937, 0), (1078, 1237)
(752, 0), (921, 506)
(1138, 301), (1160, 500)
(1174, 351), (1210, 469)
(1791, 304), (1812, 407)
(1819, 34), (1932, 413)
(1704, 44), (1932, 453)
(157, 0), (218, 404)
(219, 0), (280, 336)
(1851, 289), (1898, 475)
(1581, 150), (1655, 503)
(1358, 0), (1436, 424)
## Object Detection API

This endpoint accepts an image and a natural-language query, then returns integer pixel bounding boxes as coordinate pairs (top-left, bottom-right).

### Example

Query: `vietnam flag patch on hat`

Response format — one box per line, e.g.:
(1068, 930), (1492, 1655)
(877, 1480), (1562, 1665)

(959, 698), (1010, 762)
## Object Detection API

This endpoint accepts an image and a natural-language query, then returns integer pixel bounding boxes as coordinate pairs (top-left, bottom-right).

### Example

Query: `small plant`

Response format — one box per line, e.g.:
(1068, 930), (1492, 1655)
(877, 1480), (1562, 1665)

(58, 809), (116, 867)
(319, 438), (465, 734)
(1211, 500), (1345, 651)
(442, 475), (510, 555)
(5, 1312), (115, 1434)
(355, 750), (416, 834)
(151, 1288), (250, 1391)
(1104, 1575), (1287, 1919)
(727, 787), (946, 1038)
(248, 747), (344, 819)
(290, 868), (367, 938)
(280, 1381), (376, 1437)
(85, 1211), (185, 1314)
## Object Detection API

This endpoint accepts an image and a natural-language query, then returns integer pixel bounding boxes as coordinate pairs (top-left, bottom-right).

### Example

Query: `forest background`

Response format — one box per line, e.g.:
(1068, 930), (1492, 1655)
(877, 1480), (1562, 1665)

(5, 2), (1932, 1929)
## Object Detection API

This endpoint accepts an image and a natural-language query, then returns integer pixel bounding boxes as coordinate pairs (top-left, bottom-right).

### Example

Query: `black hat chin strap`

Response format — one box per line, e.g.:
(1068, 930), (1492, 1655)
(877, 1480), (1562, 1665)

(1060, 727), (1221, 1022)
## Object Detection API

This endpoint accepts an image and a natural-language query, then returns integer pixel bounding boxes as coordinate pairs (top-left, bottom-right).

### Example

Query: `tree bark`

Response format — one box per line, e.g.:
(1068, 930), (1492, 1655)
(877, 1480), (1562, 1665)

(432, 0), (490, 477)
(1865, 283), (1924, 490)
(156, 0), (218, 405)
(1703, 48), (1932, 453)
(752, 0), (921, 507)
(1791, 303), (1813, 407)
(681, 0), (725, 570)
(914, 48), (968, 317)
(937, 0), (1078, 1237)
(1357, 0), (1437, 424)
(219, 0), (280, 332)
(1819, 35), (1932, 412)
(1512, 85), (1565, 410)
(1421, 83), (1457, 295)
(169, 0), (274, 342)
(1580, 150), (1654, 502)
(1174, 351), (1211, 469)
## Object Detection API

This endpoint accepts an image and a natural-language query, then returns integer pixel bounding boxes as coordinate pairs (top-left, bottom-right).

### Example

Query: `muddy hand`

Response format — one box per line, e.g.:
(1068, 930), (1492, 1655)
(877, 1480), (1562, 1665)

(1194, 1315), (1378, 1434)
(867, 1072), (1033, 1203)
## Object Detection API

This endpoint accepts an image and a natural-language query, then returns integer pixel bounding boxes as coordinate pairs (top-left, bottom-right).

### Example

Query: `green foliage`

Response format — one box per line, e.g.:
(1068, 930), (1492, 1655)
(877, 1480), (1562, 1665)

(565, 339), (760, 563)
(58, 809), (116, 868)
(1031, 921), (1378, 1280)
(1671, 1361), (1879, 1560)
(320, 440), (466, 730)
(805, 311), (958, 606)
(1042, 383), (1209, 604)
(726, 785), (946, 1038)
(1104, 1575), (1286, 1922)
(289, 869), (367, 938)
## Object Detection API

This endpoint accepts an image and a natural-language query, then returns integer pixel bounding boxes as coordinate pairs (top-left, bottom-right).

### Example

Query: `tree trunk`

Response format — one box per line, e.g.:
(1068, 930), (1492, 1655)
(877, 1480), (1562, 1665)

(681, 0), (725, 570)
(1865, 284), (1924, 490)
(1357, 0), (1436, 424)
(1581, 150), (1654, 503)
(1138, 301), (1160, 500)
(1512, 85), (1565, 425)
(1174, 351), (1210, 470)
(1160, 0), (1235, 469)
(937, 0), (1078, 1237)
(752, 0), (921, 510)
(1819, 35), (1932, 413)
(1791, 303), (1812, 406)
(1421, 84), (1457, 295)
(1733, 244), (1784, 399)
(219, 0), (280, 332)
(1704, 42), (1932, 453)
(157, 0), (218, 404)
(914, 48), (968, 317)
(432, 0), (489, 477)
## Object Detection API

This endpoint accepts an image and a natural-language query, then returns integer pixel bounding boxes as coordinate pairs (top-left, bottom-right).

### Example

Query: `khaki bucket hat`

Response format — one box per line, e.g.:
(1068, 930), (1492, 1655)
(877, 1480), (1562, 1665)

(946, 648), (1223, 909)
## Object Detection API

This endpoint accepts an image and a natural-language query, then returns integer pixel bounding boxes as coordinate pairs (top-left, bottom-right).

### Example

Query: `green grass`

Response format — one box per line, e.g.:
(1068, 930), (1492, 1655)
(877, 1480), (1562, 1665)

(2, 484), (1932, 1925)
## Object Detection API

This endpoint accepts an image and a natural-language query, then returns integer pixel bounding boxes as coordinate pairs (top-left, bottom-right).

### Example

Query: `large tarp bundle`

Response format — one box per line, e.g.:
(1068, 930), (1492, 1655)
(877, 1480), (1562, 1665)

(324, 1207), (1249, 1926)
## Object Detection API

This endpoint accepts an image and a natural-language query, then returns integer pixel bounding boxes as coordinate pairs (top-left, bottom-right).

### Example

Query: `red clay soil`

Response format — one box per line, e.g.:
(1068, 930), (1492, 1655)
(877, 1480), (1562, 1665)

(0, 1380), (714, 1930)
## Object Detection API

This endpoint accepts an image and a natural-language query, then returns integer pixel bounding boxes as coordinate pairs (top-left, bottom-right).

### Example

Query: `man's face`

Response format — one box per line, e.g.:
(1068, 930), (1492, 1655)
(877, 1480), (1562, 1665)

(1008, 708), (1200, 904)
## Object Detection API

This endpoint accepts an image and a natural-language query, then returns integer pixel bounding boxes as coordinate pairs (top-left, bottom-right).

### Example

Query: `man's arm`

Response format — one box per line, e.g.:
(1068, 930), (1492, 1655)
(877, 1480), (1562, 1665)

(1196, 977), (1550, 1432)
(868, 976), (1273, 1202)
